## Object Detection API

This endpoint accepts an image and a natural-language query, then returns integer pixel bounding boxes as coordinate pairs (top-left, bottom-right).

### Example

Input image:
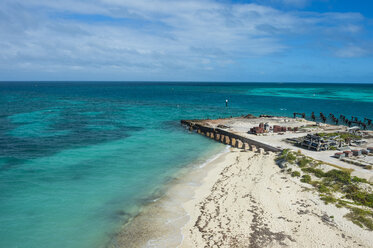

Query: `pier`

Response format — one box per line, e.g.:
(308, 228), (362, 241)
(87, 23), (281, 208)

(181, 119), (282, 153)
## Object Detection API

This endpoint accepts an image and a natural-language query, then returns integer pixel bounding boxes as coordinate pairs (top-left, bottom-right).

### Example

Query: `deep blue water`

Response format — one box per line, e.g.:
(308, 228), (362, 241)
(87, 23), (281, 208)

(0, 82), (372, 248)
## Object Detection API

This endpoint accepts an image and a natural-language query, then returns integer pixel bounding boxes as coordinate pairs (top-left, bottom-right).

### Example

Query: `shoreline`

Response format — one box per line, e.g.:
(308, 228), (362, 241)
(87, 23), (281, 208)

(110, 145), (231, 248)
(179, 150), (372, 247)
(113, 146), (372, 247)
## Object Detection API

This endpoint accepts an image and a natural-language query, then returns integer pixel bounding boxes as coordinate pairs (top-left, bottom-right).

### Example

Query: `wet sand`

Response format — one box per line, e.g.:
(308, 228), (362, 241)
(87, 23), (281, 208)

(113, 148), (372, 248)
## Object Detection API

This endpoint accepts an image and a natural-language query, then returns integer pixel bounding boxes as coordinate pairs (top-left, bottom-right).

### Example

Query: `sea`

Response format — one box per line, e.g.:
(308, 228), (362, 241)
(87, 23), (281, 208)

(0, 82), (372, 248)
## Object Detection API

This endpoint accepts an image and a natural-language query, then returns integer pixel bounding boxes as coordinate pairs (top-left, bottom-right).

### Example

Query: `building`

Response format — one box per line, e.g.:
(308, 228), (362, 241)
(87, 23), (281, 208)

(300, 134), (330, 151)
(334, 152), (345, 159)
(352, 150), (362, 156)
(250, 127), (264, 134)
(343, 151), (353, 158)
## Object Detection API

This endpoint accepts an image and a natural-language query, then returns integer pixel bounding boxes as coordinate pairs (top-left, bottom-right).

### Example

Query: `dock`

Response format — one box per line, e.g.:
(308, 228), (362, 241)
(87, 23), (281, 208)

(181, 119), (282, 153)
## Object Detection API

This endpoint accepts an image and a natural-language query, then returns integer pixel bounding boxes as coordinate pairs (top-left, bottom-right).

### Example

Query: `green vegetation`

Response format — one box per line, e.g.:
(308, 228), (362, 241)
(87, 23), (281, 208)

(344, 185), (373, 208)
(301, 174), (312, 183)
(318, 184), (330, 193)
(345, 207), (373, 230)
(291, 171), (301, 177)
(276, 149), (297, 163)
(301, 167), (325, 178)
(336, 200), (348, 208)
(276, 152), (373, 230)
(320, 195), (337, 205)
(298, 157), (312, 168)
(324, 169), (351, 184)
(352, 176), (368, 184)
(317, 132), (362, 140)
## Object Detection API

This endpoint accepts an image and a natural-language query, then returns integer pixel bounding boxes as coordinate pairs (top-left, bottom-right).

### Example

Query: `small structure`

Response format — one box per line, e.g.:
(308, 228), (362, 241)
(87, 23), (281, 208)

(250, 126), (264, 134)
(273, 125), (287, 133)
(348, 126), (360, 134)
(343, 151), (353, 158)
(300, 134), (330, 151)
(352, 150), (362, 156)
(334, 152), (345, 159)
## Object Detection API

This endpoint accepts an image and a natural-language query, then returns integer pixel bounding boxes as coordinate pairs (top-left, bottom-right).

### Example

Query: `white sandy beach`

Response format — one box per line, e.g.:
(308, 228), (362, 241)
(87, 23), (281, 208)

(114, 148), (372, 248)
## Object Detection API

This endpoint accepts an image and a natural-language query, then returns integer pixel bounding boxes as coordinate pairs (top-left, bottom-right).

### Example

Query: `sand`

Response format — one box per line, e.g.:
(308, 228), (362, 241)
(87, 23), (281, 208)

(114, 148), (372, 248)
(201, 117), (373, 181)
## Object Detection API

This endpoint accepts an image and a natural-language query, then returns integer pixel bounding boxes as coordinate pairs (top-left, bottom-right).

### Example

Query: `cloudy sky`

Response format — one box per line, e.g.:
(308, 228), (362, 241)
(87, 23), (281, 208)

(1, 0), (372, 82)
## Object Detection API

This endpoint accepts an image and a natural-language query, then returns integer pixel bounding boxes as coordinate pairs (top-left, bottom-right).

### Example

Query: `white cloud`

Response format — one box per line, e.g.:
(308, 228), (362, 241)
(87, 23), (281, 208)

(335, 45), (368, 58)
(278, 0), (309, 8)
(0, 0), (370, 80)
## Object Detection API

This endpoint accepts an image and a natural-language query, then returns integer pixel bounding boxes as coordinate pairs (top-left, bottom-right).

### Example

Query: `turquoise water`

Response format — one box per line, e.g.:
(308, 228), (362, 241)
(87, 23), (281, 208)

(0, 82), (372, 248)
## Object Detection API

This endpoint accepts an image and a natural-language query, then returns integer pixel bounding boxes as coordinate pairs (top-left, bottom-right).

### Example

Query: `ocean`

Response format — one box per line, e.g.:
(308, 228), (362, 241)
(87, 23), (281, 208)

(0, 82), (372, 248)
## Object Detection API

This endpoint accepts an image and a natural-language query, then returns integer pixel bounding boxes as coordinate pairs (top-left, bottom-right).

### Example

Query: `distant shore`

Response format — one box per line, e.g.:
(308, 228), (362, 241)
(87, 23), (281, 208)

(112, 147), (372, 247)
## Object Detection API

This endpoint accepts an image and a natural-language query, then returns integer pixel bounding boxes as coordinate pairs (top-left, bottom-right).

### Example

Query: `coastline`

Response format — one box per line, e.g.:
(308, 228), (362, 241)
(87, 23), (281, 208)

(179, 150), (372, 247)
(113, 147), (372, 248)
(110, 145), (230, 248)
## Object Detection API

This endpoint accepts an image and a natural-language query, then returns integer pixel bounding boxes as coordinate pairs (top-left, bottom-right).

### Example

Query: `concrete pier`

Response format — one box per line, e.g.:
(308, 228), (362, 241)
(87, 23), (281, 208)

(237, 140), (243, 149)
(251, 145), (257, 152)
(210, 132), (214, 139)
(225, 136), (230, 145)
(231, 138), (236, 147)
(181, 120), (281, 153)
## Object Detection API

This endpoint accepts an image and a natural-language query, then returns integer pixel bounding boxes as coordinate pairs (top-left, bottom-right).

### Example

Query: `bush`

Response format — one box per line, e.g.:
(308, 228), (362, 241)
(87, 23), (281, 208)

(317, 132), (362, 140)
(345, 208), (373, 230)
(291, 171), (301, 177)
(318, 184), (330, 193)
(286, 153), (297, 163)
(320, 195), (337, 205)
(324, 169), (351, 184)
(298, 157), (311, 168)
(301, 167), (325, 178)
(276, 149), (291, 161)
(352, 176), (368, 184)
(336, 200), (347, 208)
(344, 185), (373, 208)
(301, 175), (312, 183)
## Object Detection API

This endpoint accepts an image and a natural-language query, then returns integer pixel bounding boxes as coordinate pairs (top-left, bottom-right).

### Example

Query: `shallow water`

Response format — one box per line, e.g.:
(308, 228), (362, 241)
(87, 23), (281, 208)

(0, 82), (372, 248)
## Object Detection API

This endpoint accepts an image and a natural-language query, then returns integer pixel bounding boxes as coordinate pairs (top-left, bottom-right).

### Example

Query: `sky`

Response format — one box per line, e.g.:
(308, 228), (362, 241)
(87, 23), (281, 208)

(0, 0), (373, 83)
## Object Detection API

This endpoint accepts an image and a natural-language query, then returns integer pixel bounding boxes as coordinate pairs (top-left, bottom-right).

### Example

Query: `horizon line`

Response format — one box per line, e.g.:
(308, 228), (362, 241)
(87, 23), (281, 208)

(0, 81), (372, 84)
